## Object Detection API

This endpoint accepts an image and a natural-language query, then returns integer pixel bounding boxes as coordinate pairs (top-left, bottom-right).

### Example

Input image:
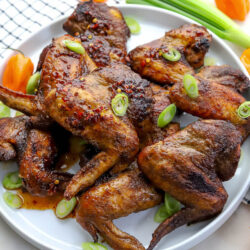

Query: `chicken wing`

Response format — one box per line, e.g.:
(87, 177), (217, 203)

(0, 116), (72, 196)
(138, 119), (242, 250)
(197, 65), (250, 93)
(76, 166), (163, 250)
(169, 75), (250, 137)
(129, 24), (211, 86)
(63, 0), (130, 67)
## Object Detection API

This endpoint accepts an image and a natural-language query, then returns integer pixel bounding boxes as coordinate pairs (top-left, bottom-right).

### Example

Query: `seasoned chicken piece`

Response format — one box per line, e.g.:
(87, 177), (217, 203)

(197, 65), (250, 93)
(169, 75), (250, 137)
(0, 35), (154, 199)
(0, 116), (30, 161)
(19, 129), (72, 196)
(138, 120), (242, 250)
(0, 116), (72, 196)
(63, 1), (130, 66)
(138, 83), (180, 149)
(76, 166), (163, 250)
(129, 24), (212, 86)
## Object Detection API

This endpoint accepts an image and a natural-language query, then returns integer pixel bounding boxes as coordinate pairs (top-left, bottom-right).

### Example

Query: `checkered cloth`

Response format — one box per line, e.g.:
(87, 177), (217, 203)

(0, 0), (249, 204)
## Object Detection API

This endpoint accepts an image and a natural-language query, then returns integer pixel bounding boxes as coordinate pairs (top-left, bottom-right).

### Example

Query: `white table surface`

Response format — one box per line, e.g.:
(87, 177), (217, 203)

(0, 0), (250, 250)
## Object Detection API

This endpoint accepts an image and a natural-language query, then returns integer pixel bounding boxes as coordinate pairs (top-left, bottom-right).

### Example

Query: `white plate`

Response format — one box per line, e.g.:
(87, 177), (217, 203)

(0, 4), (250, 250)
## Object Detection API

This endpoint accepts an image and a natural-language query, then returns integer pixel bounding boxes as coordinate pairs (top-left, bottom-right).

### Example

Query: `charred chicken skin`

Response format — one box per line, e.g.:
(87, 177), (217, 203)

(138, 120), (242, 250)
(129, 24), (212, 86)
(77, 166), (163, 250)
(0, 116), (72, 196)
(63, 0), (130, 67)
(197, 65), (250, 93)
(0, 34), (157, 199)
(169, 74), (250, 138)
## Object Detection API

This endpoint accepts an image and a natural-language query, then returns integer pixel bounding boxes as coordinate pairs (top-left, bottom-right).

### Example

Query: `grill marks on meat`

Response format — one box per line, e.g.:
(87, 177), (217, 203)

(63, 1), (130, 67)
(76, 167), (162, 250)
(129, 24), (212, 86)
(138, 120), (242, 250)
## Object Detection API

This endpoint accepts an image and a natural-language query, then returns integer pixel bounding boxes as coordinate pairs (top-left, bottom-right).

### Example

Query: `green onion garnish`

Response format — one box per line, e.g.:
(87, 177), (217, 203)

(124, 16), (141, 34)
(15, 111), (24, 117)
(55, 197), (77, 219)
(2, 171), (22, 190)
(157, 103), (176, 128)
(154, 204), (169, 223)
(164, 193), (181, 215)
(111, 93), (129, 116)
(237, 101), (250, 119)
(82, 242), (108, 250)
(0, 101), (10, 118)
(204, 56), (216, 66)
(162, 48), (181, 62)
(63, 40), (85, 55)
(154, 193), (181, 223)
(3, 191), (23, 209)
(183, 74), (199, 98)
(126, 0), (250, 48)
(26, 72), (40, 95)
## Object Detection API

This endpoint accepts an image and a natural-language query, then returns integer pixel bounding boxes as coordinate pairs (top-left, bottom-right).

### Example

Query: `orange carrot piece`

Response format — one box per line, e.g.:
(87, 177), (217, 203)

(240, 48), (250, 74)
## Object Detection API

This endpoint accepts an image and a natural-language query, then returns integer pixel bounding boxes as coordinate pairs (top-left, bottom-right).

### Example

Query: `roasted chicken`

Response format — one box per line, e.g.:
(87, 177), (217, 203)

(138, 119), (242, 249)
(77, 166), (162, 250)
(169, 74), (250, 138)
(63, 0), (130, 67)
(129, 24), (212, 86)
(197, 65), (250, 93)
(0, 116), (72, 196)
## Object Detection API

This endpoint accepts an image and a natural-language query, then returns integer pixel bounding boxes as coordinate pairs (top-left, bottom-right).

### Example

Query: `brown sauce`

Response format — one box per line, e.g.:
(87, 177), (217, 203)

(56, 152), (79, 172)
(17, 189), (76, 219)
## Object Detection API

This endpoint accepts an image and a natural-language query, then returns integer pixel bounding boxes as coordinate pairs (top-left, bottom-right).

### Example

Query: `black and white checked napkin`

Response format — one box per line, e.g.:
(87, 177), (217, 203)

(0, 0), (249, 204)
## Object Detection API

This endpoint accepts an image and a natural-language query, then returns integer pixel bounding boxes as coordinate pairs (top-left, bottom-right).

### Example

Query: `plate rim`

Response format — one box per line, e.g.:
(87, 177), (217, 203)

(0, 4), (249, 250)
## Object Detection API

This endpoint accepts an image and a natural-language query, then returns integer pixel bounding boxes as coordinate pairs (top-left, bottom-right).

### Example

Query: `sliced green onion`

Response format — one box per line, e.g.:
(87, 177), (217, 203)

(26, 72), (40, 95)
(126, 0), (250, 48)
(154, 204), (169, 223)
(183, 74), (199, 99)
(124, 17), (141, 34)
(204, 57), (216, 66)
(111, 93), (129, 116)
(15, 111), (24, 117)
(0, 101), (10, 118)
(2, 171), (22, 190)
(157, 103), (176, 128)
(3, 191), (23, 209)
(237, 101), (250, 119)
(55, 197), (77, 219)
(82, 242), (108, 250)
(162, 48), (181, 62)
(63, 40), (85, 54)
(164, 193), (181, 215)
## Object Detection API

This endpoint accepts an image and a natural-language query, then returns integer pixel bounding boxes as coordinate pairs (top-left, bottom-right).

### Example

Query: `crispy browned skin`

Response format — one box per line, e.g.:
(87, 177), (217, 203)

(76, 167), (163, 250)
(129, 24), (211, 86)
(137, 83), (180, 149)
(138, 120), (241, 250)
(63, 1), (130, 67)
(0, 116), (72, 196)
(169, 75), (250, 137)
(19, 129), (72, 196)
(197, 65), (250, 93)
(0, 116), (30, 161)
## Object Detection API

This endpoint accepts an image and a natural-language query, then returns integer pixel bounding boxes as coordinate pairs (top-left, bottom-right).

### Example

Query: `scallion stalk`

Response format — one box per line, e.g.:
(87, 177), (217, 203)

(126, 0), (250, 48)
